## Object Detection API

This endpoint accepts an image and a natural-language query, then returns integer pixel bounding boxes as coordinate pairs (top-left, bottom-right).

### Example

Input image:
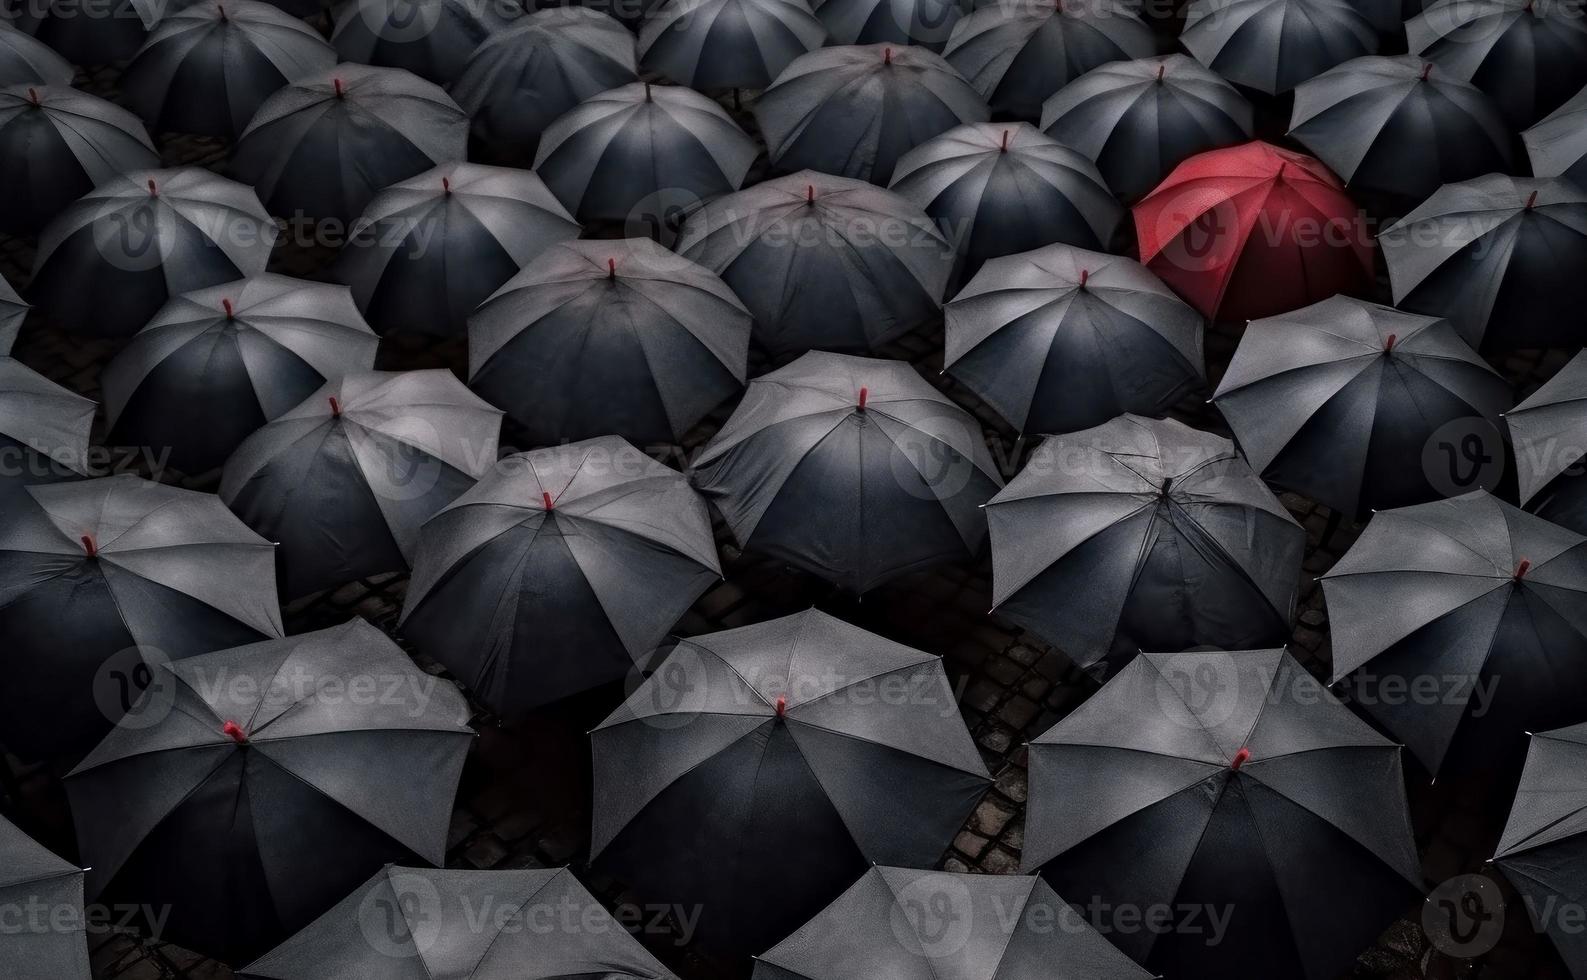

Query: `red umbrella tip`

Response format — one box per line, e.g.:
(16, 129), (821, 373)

(1000, 129), (1010, 151)
(146, 178), (158, 197)
(858, 386), (868, 410)
(222, 721), (248, 744)
(333, 77), (344, 97)
(1525, 190), (1539, 209)
(883, 47), (892, 65)
(222, 298), (234, 319)
(1515, 558), (1531, 580)
(441, 176), (450, 194)
(1384, 332), (1396, 352)
(26, 87), (38, 105)
(1156, 63), (1165, 80)
(1230, 747), (1251, 770)
(1420, 62), (1433, 80)
(775, 695), (787, 717)
(1078, 269), (1089, 287)
(806, 183), (815, 204)
(542, 490), (554, 511)
(80, 534), (97, 558)
(607, 257), (617, 279)
(328, 396), (342, 417)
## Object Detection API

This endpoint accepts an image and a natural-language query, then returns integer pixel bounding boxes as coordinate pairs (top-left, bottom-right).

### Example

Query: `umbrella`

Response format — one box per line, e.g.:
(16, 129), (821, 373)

(944, 244), (1204, 435)
(807, 0), (967, 50)
(1320, 490), (1587, 777)
(533, 81), (756, 227)
(640, 0), (826, 91)
(122, 0), (337, 140)
(330, 0), (521, 84)
(450, 7), (636, 157)
(0, 815), (90, 980)
(985, 414), (1304, 674)
(469, 237), (749, 445)
(1133, 141), (1375, 322)
(756, 44), (989, 186)
(64, 618), (473, 966)
(331, 161), (580, 337)
(1408, 0), (1587, 128)
(9, 0), (160, 65)
(0, 21), (73, 88)
(1380, 175), (1587, 351)
(221, 369), (502, 598)
(0, 270), (25, 354)
(675, 170), (953, 355)
(401, 436), (720, 718)
(591, 608), (992, 952)
(0, 474), (284, 763)
(30, 168), (278, 339)
(1040, 54), (1254, 204)
(1024, 649), (1422, 980)
(0, 355), (95, 507)
(1182, 0), (1378, 95)
(942, 0), (1155, 122)
(1508, 350), (1587, 535)
(233, 64), (469, 225)
(0, 84), (160, 235)
(1524, 82), (1587, 187)
(101, 273), (380, 476)
(240, 866), (680, 979)
(692, 351), (1003, 593)
(888, 121), (1124, 289)
(1212, 295), (1512, 518)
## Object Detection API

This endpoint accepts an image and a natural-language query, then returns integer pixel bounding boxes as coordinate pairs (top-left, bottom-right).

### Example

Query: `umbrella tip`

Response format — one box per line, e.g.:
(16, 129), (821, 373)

(26, 86), (38, 105)
(608, 257), (616, 279)
(1156, 63), (1165, 81)
(146, 178), (157, 197)
(442, 176), (450, 195)
(858, 386), (868, 410)
(883, 47), (892, 65)
(1384, 332), (1396, 352)
(1078, 268), (1088, 288)
(222, 298), (234, 319)
(775, 695), (787, 717)
(807, 183), (815, 204)
(333, 77), (344, 98)
(1514, 558), (1531, 580)
(328, 396), (341, 417)
(1420, 62), (1432, 80)
(1159, 476), (1172, 497)
(80, 534), (97, 558)
(216, 1), (225, 16)
(1230, 747), (1251, 770)
(1001, 129), (1009, 151)
(542, 490), (554, 511)
(1525, 190), (1538, 209)
(644, 82), (652, 101)
(222, 720), (248, 744)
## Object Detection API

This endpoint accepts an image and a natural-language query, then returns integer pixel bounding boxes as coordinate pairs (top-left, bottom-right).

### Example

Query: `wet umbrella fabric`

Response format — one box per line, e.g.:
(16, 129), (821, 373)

(0, 815), (90, 980)
(402, 436), (720, 718)
(0, 271), (25, 354)
(1507, 351), (1587, 536)
(692, 352), (1002, 593)
(0, 21), (73, 88)
(944, 244), (1203, 435)
(1182, 0), (1379, 95)
(102, 274), (379, 475)
(1024, 649), (1422, 980)
(331, 161), (580, 337)
(1212, 296), (1511, 518)
(220, 369), (503, 598)
(0, 356), (95, 506)
(640, 0), (825, 91)
(985, 414), (1304, 674)
(591, 609), (992, 952)
(64, 618), (473, 966)
(1525, 84), (1587, 187)
(10, 0), (161, 65)
(1408, 0), (1587, 128)
(330, 0), (521, 84)
(809, 0), (967, 49)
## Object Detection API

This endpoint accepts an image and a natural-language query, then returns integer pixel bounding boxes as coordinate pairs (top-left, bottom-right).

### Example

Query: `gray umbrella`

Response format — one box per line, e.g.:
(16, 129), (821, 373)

(1525, 83), (1587, 187)
(1408, 0), (1587, 128)
(102, 273), (379, 476)
(0, 21), (73, 88)
(756, 44), (988, 186)
(0, 84), (160, 234)
(402, 436), (720, 718)
(1182, 0), (1378, 95)
(640, 0), (826, 91)
(693, 351), (1003, 593)
(675, 170), (953, 355)
(0, 355), (95, 507)
(220, 369), (503, 598)
(469, 237), (749, 445)
(808, 0), (967, 49)
(1505, 350), (1587, 536)
(985, 414), (1304, 675)
(9, 0), (161, 65)
(1212, 295), (1512, 518)
(945, 244), (1203, 436)
(331, 0), (521, 84)
(31, 168), (278, 339)
(0, 271), (25, 354)
(233, 63), (469, 225)
(331, 161), (580, 337)
(122, 0), (337, 140)
(0, 815), (90, 980)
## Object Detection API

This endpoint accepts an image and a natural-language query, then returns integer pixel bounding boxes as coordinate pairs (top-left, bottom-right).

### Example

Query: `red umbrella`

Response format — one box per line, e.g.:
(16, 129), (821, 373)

(1133, 141), (1374, 322)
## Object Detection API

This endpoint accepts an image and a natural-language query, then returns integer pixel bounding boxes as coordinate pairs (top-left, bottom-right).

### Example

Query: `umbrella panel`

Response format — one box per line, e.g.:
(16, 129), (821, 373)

(1532, 470), (1587, 535)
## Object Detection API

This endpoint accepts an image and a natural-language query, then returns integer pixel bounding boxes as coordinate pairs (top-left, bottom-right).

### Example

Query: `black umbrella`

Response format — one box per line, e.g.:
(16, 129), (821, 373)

(122, 0), (337, 139)
(1408, 0), (1587, 128)
(0, 270), (25, 353)
(0, 815), (90, 980)
(809, 0), (968, 49)
(1212, 295), (1512, 518)
(102, 273), (380, 475)
(1181, 0), (1379, 95)
(468, 237), (749, 445)
(755, 43), (989, 186)
(0, 20), (73, 88)
(1524, 83), (1587, 187)
(985, 414), (1304, 675)
(591, 608), (991, 952)
(233, 63), (469, 224)
(640, 0), (826, 91)
(220, 369), (502, 598)
(30, 167), (278, 339)
(0, 354), (95, 507)
(692, 352), (1003, 593)
(402, 436), (720, 718)
(64, 618), (473, 966)
(0, 474), (284, 763)
(1024, 648), (1423, 980)
(331, 0), (521, 84)
(675, 170), (953, 355)
(331, 161), (580, 337)
(944, 244), (1203, 435)
(8, 0), (160, 65)
(1507, 350), (1587, 535)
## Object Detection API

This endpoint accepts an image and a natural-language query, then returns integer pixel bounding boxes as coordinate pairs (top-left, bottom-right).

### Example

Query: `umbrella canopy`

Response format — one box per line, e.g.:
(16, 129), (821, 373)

(102, 274), (379, 475)
(888, 121), (1124, 289)
(985, 414), (1303, 673)
(1408, 0), (1587, 128)
(233, 63), (469, 225)
(756, 44), (989, 186)
(0, 85), (159, 234)
(692, 352), (1003, 593)
(1525, 83), (1587, 187)
(533, 81), (756, 226)
(1132, 141), (1375, 322)
(64, 618), (473, 966)
(0, 270), (26, 354)
(10, 0), (159, 65)
(944, 244), (1203, 435)
(0, 356), (95, 507)
(1508, 350), (1587, 535)
(0, 21), (73, 88)
(0, 815), (90, 980)
(1024, 649), (1422, 980)
(1380, 175), (1587, 351)
(675, 170), (953, 355)
(331, 161), (580, 337)
(240, 866), (680, 979)
(1040, 54), (1254, 204)
(641, 0), (825, 91)
(331, 0), (521, 84)
(1212, 295), (1511, 518)
(123, 0), (336, 139)
(591, 609), (991, 952)
(1182, 0), (1378, 95)
(402, 436), (720, 718)
(1321, 490), (1587, 777)
(30, 167), (277, 339)
(808, 0), (967, 49)
(0, 475), (284, 763)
